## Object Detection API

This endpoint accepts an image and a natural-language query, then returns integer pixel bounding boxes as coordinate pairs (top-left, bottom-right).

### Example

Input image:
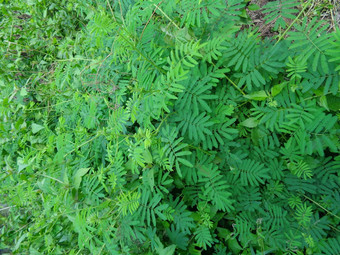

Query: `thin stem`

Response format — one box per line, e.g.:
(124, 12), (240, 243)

(0, 205), (16, 212)
(39, 174), (64, 184)
(224, 74), (246, 96)
(275, 0), (311, 45)
(4, 40), (54, 58)
(153, 4), (180, 29)
(140, 1), (164, 41)
(210, 62), (245, 96)
(302, 194), (340, 220)
(118, 0), (126, 26)
(106, 0), (117, 22)
(25, 99), (74, 111)
(63, 133), (102, 158)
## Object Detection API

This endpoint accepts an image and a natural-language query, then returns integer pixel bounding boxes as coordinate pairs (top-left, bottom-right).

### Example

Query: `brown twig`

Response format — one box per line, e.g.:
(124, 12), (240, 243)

(118, 0), (126, 26)
(106, 0), (117, 22)
(140, 1), (164, 41)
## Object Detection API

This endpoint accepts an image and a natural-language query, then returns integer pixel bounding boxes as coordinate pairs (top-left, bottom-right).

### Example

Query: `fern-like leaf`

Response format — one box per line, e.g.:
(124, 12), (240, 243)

(231, 159), (270, 186)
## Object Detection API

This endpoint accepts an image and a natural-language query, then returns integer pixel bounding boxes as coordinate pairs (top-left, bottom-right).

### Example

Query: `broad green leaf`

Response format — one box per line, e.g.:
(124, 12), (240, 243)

(319, 96), (329, 111)
(144, 149), (153, 164)
(244, 90), (268, 101)
(271, 83), (287, 97)
(327, 95), (340, 111)
(17, 158), (29, 172)
(240, 118), (259, 128)
(20, 88), (28, 97)
(73, 167), (91, 189)
(32, 123), (44, 134)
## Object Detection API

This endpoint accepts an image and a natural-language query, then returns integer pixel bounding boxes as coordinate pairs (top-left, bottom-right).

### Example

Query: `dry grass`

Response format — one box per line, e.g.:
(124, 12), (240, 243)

(303, 0), (340, 31)
(245, 0), (340, 38)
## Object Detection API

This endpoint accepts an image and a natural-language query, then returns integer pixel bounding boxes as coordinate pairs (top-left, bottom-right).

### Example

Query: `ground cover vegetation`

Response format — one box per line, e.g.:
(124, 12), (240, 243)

(0, 0), (340, 254)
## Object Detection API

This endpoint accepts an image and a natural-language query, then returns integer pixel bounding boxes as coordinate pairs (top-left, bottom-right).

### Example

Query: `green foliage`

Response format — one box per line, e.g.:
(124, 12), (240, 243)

(262, 0), (299, 30)
(287, 17), (332, 78)
(1, 0), (339, 254)
(194, 225), (214, 250)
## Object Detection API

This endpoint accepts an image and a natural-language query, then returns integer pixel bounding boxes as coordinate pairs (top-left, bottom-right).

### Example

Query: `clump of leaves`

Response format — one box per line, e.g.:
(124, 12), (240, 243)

(1, 0), (339, 254)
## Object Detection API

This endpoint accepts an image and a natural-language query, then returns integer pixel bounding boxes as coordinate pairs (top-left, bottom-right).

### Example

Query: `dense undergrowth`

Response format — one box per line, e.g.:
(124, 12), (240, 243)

(0, 0), (340, 254)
